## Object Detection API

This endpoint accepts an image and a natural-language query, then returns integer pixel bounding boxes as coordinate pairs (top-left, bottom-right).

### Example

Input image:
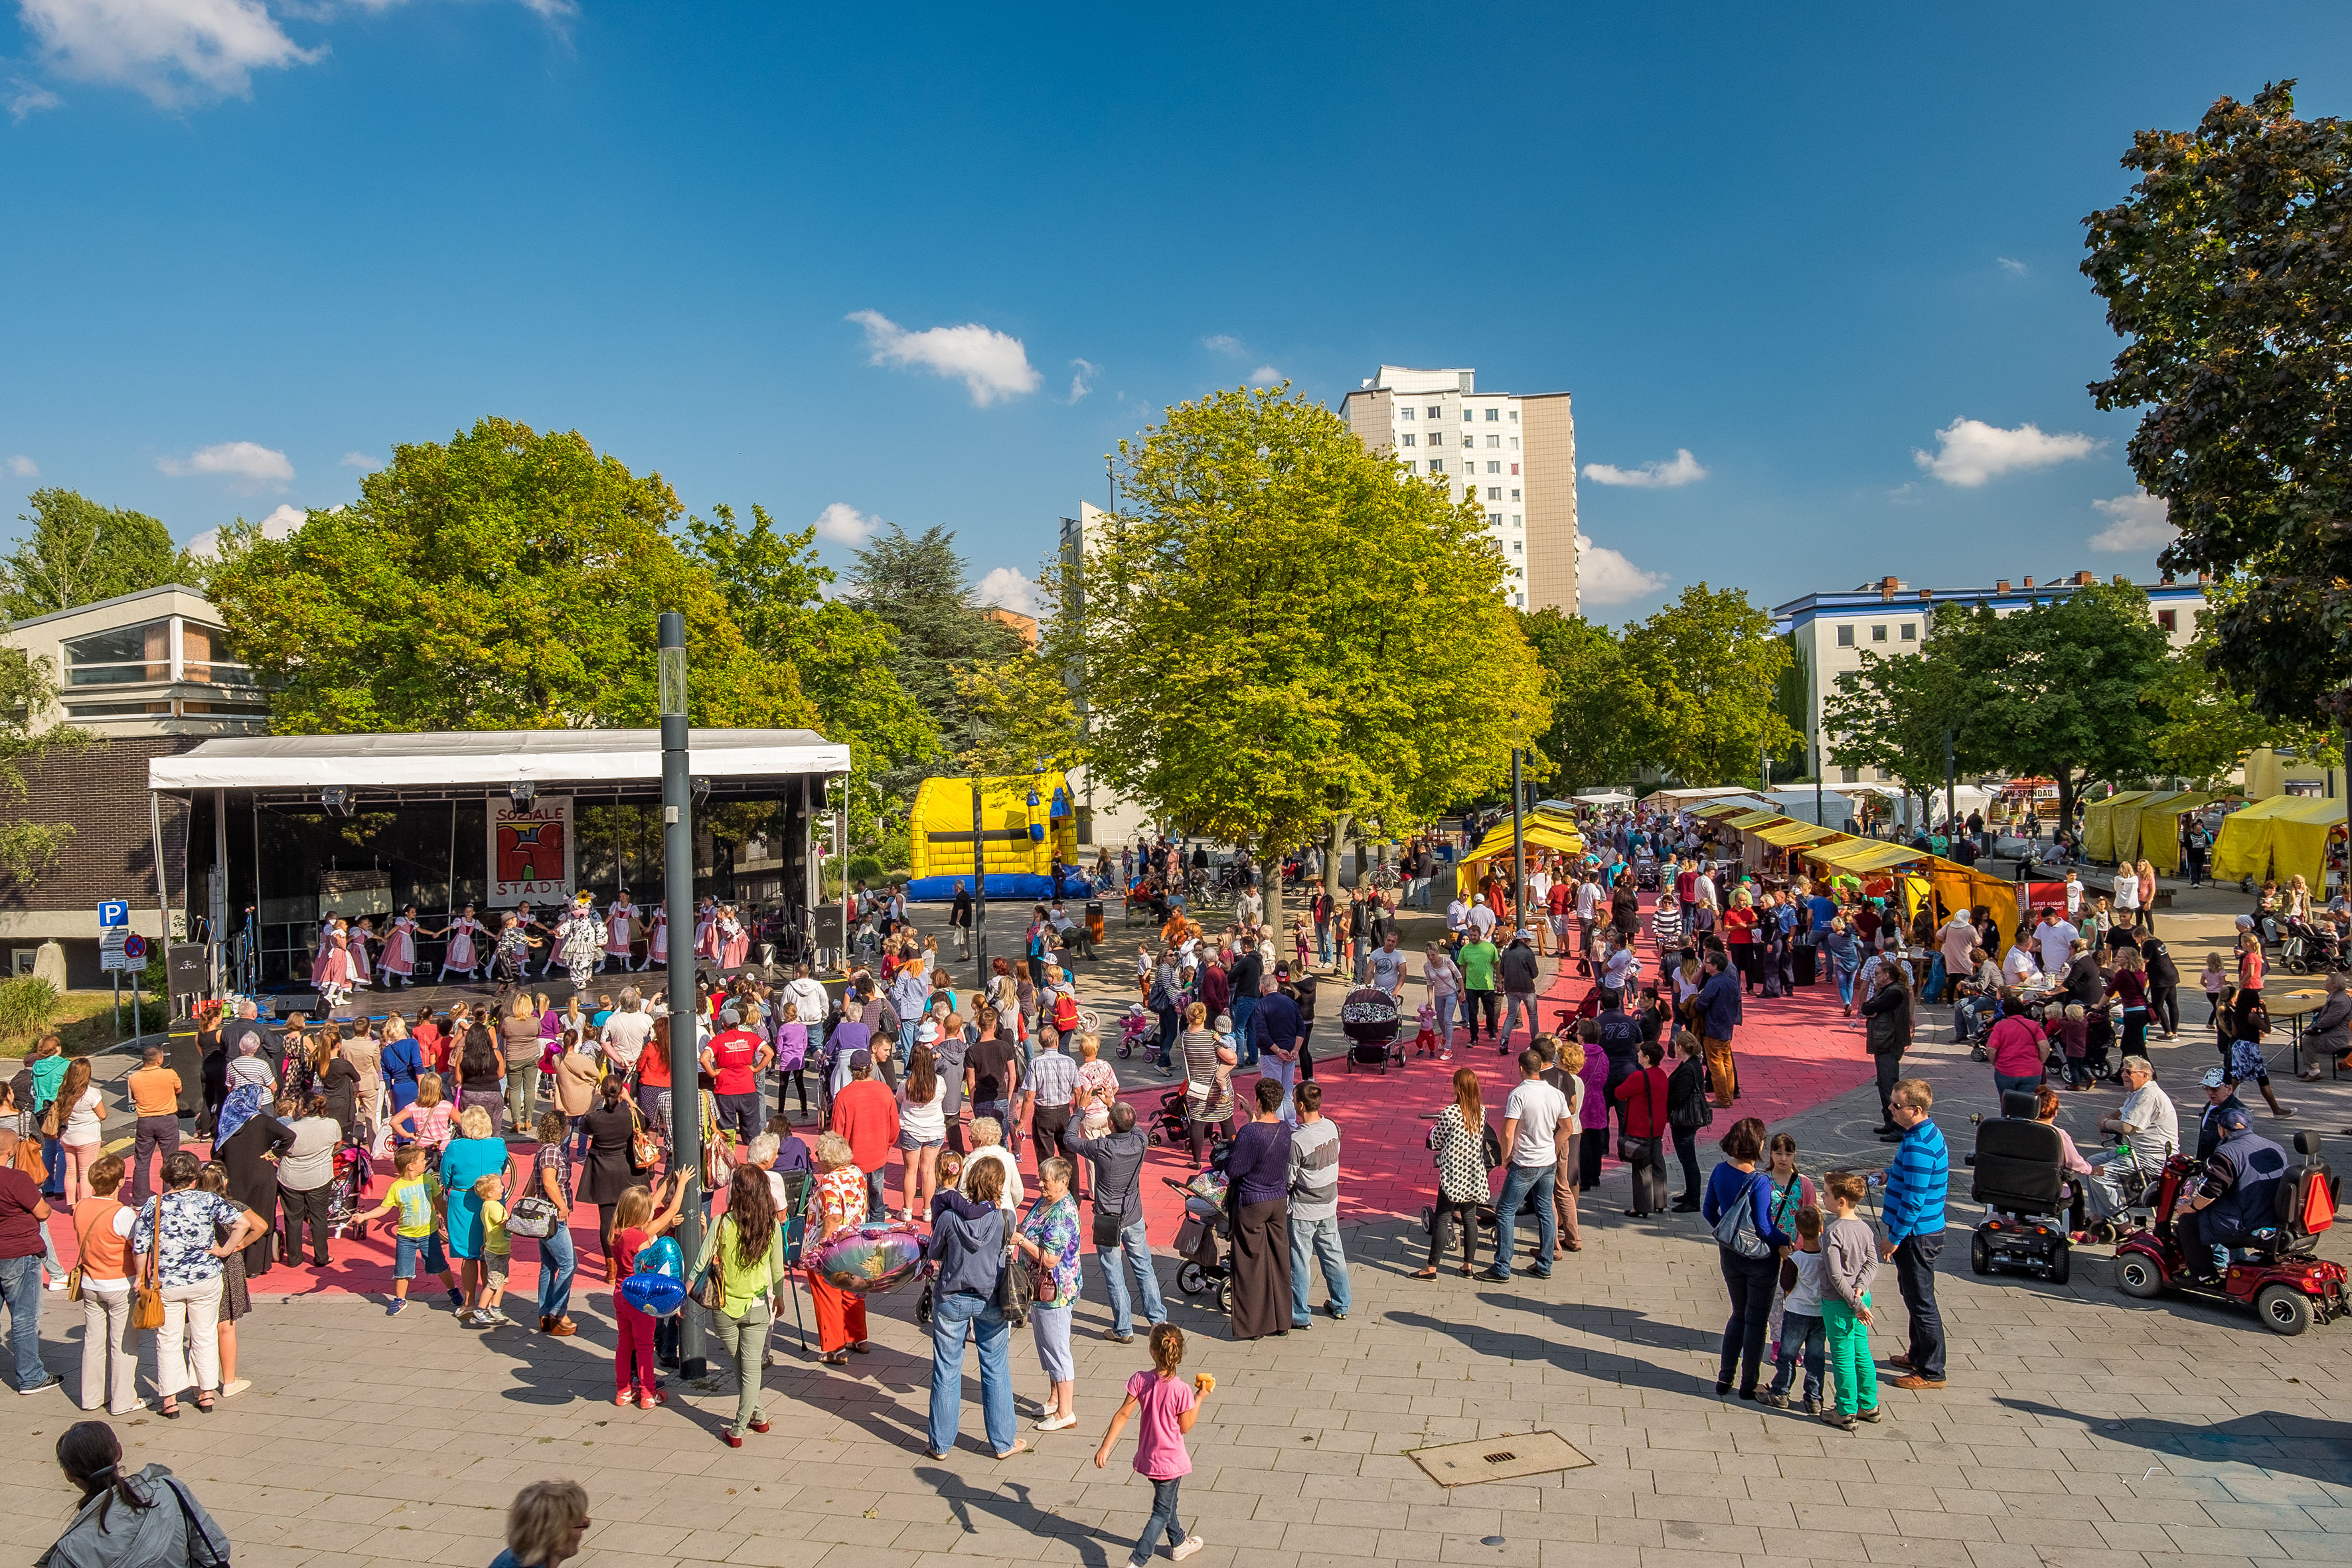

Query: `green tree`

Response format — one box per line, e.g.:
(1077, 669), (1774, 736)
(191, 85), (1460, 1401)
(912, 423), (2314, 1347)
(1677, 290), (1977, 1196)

(684, 503), (939, 843)
(1944, 584), (2172, 831)
(1516, 608), (1655, 793)
(1063, 385), (1547, 929)
(1, 489), (191, 621)
(1620, 584), (1797, 786)
(844, 523), (1026, 782)
(206, 418), (803, 732)
(1821, 629), (1980, 809)
(0, 647), (88, 884)
(951, 649), (1083, 777)
(2083, 80), (2352, 721)
(2145, 576), (2339, 783)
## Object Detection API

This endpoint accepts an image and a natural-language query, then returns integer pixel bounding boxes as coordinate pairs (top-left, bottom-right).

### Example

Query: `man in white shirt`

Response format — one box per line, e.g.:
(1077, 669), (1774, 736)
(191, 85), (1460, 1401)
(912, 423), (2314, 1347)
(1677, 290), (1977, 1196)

(1480, 1048), (1569, 1282)
(1445, 896), (1471, 948)
(598, 988), (656, 1075)
(1694, 868), (1718, 912)
(783, 964), (830, 1071)
(2001, 938), (2041, 988)
(2034, 907), (2080, 977)
(2083, 1056), (2179, 1220)
(2063, 870), (2084, 917)
(1368, 932), (1409, 997)
(1573, 874), (1604, 976)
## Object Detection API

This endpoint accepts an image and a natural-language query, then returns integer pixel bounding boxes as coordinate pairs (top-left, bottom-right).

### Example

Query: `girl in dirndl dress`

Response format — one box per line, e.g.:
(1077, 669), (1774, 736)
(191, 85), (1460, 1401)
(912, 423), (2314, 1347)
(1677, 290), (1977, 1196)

(603, 897), (637, 972)
(718, 907), (749, 970)
(693, 898), (720, 963)
(312, 919), (337, 989)
(348, 918), (375, 990)
(644, 906), (667, 971)
(433, 905), (486, 981)
(317, 920), (357, 1006)
(379, 907), (420, 988)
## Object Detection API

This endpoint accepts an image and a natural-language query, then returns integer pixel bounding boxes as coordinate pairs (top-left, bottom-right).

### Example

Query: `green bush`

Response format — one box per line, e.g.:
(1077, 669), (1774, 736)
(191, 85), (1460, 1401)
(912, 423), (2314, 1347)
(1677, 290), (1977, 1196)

(0, 977), (60, 1044)
(846, 854), (886, 884)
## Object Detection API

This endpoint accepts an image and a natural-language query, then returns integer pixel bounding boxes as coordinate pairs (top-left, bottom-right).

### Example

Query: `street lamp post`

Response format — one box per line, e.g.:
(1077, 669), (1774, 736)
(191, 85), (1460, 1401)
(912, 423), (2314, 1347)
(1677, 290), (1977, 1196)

(657, 611), (708, 1378)
(1510, 749), (1525, 935)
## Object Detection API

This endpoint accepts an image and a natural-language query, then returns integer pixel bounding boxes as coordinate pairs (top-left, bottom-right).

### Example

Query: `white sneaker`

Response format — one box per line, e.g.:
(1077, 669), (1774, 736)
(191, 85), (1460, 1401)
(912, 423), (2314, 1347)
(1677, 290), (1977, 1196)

(221, 1379), (252, 1398)
(1036, 1413), (1077, 1431)
(1170, 1537), (1206, 1562)
(43, 1280), (66, 1292)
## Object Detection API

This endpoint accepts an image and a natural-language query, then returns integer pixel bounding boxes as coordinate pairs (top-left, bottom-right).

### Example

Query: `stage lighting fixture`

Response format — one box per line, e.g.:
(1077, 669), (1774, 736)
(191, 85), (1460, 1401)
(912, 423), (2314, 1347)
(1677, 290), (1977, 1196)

(509, 781), (536, 811)
(319, 787), (351, 815)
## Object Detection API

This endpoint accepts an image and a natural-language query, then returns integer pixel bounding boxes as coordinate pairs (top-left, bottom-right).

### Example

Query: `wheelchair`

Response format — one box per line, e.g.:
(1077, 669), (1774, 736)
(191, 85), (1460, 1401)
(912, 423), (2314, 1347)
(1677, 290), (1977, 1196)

(1967, 1089), (2074, 1285)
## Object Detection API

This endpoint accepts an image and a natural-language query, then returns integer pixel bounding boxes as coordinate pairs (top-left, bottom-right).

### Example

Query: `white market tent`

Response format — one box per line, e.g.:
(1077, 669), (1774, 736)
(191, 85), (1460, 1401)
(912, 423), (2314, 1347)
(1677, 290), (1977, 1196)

(1763, 789), (1856, 830)
(1641, 785), (1759, 807)
(1571, 791), (1635, 807)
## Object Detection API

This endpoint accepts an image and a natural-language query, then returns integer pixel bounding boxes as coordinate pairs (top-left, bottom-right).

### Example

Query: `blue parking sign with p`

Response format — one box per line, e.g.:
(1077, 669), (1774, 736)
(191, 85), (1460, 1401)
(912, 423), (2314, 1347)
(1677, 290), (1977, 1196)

(97, 901), (129, 929)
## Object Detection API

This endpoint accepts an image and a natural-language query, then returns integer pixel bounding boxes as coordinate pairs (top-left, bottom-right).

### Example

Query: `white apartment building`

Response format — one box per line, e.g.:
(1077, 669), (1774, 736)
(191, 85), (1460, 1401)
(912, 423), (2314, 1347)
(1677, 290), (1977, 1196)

(1337, 364), (1577, 614)
(1774, 572), (2209, 785)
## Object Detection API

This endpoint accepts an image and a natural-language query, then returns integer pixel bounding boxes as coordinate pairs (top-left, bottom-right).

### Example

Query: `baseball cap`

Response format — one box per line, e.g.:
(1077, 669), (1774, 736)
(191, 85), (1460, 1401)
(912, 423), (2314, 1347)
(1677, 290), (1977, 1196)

(1214, 1014), (1234, 1033)
(719, 1008), (740, 1026)
(2199, 1066), (2227, 1089)
(2217, 1105), (2253, 1133)
(848, 1048), (873, 1070)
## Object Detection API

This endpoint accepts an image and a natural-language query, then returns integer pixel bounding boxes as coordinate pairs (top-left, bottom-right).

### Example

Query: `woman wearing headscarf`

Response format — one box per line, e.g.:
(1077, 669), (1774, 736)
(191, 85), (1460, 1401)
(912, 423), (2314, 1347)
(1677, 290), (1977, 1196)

(212, 1083), (294, 1277)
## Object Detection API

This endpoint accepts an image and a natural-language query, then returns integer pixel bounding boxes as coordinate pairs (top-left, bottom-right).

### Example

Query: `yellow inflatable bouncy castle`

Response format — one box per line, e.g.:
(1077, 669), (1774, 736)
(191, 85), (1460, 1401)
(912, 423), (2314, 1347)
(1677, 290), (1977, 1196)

(907, 772), (1080, 901)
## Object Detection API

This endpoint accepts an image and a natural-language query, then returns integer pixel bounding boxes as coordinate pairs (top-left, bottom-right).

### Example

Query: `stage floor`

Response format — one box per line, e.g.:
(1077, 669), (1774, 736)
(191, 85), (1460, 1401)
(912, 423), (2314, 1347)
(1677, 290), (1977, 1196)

(247, 959), (789, 1025)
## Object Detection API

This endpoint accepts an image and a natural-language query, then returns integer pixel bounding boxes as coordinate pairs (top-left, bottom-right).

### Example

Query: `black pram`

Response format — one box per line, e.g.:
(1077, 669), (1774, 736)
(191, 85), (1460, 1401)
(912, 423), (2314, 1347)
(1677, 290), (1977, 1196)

(1341, 985), (1403, 1073)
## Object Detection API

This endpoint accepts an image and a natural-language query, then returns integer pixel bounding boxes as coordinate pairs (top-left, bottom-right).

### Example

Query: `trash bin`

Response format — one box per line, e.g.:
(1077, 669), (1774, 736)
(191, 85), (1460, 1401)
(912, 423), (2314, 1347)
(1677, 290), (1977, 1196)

(1085, 900), (1105, 944)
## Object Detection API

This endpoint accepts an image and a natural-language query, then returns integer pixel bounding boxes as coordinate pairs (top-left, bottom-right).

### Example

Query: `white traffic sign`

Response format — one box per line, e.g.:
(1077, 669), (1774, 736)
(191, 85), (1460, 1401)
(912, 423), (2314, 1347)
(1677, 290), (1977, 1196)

(100, 930), (141, 973)
(96, 900), (129, 929)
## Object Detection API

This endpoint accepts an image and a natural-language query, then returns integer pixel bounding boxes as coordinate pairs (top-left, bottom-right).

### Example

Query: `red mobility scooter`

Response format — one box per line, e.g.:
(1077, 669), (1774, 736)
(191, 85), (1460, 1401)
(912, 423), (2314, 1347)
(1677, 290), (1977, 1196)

(2112, 1131), (2347, 1335)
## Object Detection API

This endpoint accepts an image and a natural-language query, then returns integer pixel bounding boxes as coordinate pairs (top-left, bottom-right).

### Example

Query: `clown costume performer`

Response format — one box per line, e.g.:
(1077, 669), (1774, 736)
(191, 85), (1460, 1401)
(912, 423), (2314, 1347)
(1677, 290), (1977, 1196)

(557, 895), (609, 989)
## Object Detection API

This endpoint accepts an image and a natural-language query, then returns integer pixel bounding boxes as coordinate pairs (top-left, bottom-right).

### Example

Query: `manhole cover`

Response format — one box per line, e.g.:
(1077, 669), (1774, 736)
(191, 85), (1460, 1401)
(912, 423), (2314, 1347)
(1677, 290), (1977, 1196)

(1407, 1431), (1593, 1487)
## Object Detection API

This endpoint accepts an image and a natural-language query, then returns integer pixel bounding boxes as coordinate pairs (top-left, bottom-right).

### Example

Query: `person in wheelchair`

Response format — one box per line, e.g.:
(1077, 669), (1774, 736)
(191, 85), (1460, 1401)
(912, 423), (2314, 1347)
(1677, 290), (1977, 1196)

(1970, 1087), (2074, 1277)
(2082, 1056), (2177, 1225)
(2172, 1106), (2293, 1282)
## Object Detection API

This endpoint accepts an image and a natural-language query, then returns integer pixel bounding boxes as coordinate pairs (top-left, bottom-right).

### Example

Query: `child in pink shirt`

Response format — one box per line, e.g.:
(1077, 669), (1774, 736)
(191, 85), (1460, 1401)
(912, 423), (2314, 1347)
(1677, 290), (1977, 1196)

(1095, 1324), (1211, 1565)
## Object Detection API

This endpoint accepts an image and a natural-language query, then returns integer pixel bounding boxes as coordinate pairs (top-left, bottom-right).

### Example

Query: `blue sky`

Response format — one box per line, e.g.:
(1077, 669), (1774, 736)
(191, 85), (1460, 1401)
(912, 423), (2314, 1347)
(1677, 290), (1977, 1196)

(3, 1), (2347, 625)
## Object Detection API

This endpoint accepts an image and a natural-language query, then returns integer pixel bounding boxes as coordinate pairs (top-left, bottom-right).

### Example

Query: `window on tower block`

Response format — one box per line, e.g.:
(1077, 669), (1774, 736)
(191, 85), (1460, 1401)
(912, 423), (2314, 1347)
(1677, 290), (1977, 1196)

(1836, 625), (1855, 647)
(1510, 489), (1520, 501)
(1487, 487), (1501, 500)
(1401, 433), (1415, 447)
(1871, 625), (1888, 642)
(1487, 512), (1502, 525)
(1509, 410), (1519, 422)
(1399, 406), (1415, 420)
(1510, 463), (1519, 475)
(1462, 408), (1472, 422)
(1509, 436), (1520, 449)
(1484, 408), (1499, 421)
(1486, 461), (1500, 473)
(1510, 514), (1521, 526)
(1513, 540), (1523, 552)
(1900, 623), (1917, 640)
(1486, 433), (1500, 447)
(1429, 459), (1443, 473)
(1426, 406), (1441, 419)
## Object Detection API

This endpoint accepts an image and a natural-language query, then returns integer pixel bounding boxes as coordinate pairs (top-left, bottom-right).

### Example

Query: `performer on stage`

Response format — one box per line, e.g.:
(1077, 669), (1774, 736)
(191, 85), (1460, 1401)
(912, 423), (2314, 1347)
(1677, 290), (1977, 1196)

(717, 905), (749, 970)
(379, 906), (420, 990)
(348, 917), (376, 992)
(643, 905), (668, 972)
(430, 904), (487, 982)
(317, 918), (358, 1008)
(515, 900), (558, 977)
(492, 912), (537, 986)
(557, 892), (609, 990)
(603, 895), (637, 973)
(693, 896), (720, 963)
(311, 917), (336, 992)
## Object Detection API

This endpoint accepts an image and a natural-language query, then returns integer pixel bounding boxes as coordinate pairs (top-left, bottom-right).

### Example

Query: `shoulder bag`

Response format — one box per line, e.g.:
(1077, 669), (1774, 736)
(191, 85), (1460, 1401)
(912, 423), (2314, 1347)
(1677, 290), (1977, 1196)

(65, 1204), (104, 1302)
(1711, 1172), (1773, 1260)
(164, 1474), (234, 1567)
(131, 1201), (166, 1331)
(690, 1219), (726, 1312)
(1618, 1073), (1656, 1162)
(995, 1219), (1032, 1329)
(507, 1192), (561, 1241)
(625, 1100), (662, 1172)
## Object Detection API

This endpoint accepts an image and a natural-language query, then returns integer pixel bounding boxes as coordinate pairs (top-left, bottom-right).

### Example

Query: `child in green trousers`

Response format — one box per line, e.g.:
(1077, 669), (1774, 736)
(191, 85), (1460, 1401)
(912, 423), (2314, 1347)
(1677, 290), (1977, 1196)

(1819, 1170), (1881, 1431)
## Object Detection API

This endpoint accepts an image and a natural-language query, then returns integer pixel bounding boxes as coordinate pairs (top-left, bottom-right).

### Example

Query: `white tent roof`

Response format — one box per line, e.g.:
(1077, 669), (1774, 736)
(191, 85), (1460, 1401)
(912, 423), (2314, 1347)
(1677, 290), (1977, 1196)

(1572, 791), (1635, 806)
(150, 728), (851, 792)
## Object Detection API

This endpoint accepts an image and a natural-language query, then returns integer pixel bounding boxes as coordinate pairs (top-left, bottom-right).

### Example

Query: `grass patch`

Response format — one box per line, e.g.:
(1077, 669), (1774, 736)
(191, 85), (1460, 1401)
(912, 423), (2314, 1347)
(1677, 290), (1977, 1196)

(0, 990), (169, 1059)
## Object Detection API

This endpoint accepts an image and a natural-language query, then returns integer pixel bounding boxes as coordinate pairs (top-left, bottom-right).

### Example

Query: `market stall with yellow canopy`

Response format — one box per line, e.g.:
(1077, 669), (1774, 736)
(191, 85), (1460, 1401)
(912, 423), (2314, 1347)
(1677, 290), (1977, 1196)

(2256, 795), (2349, 894)
(1453, 817), (1586, 898)
(2139, 791), (2224, 874)
(2108, 790), (2183, 867)
(2210, 795), (2302, 884)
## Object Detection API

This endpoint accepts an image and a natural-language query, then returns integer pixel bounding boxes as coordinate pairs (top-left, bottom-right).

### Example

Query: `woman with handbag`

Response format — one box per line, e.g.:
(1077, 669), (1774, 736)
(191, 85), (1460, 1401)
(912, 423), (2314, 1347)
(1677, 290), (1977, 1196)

(70, 1154), (139, 1415)
(131, 1150), (265, 1419)
(688, 1164), (789, 1448)
(921, 1156), (1027, 1461)
(1612, 1042), (1672, 1217)
(1014, 1155), (1081, 1431)
(1701, 1119), (1790, 1401)
(522, 1109), (578, 1337)
(1665, 1034), (1712, 1212)
(576, 1075), (640, 1285)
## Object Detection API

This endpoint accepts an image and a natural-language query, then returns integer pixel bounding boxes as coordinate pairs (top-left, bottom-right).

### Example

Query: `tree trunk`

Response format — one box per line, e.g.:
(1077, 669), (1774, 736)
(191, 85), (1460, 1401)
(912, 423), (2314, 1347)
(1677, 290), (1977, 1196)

(1261, 837), (1283, 947)
(2055, 768), (2078, 853)
(1322, 813), (1351, 900)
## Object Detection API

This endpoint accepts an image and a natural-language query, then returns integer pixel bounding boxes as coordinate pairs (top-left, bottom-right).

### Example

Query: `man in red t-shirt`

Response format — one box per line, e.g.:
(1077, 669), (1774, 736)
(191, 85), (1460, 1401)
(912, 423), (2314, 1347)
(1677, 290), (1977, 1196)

(0, 1127), (55, 1393)
(700, 1008), (772, 1142)
(829, 1051), (900, 1215)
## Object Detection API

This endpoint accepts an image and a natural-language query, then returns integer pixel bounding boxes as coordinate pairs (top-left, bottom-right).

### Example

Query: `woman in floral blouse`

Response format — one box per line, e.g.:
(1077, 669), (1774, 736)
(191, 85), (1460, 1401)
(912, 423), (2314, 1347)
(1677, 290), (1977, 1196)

(131, 1150), (266, 1417)
(1014, 1156), (1081, 1431)
(807, 1132), (869, 1368)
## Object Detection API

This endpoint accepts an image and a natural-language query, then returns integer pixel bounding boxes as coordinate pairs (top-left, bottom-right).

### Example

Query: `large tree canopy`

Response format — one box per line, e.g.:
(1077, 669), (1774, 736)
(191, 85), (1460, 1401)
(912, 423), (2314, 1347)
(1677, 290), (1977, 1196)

(1516, 608), (1655, 793)
(208, 418), (803, 732)
(1060, 385), (1545, 921)
(1822, 631), (1980, 807)
(1, 489), (190, 621)
(1620, 584), (1798, 787)
(2083, 80), (2352, 720)
(844, 523), (1026, 784)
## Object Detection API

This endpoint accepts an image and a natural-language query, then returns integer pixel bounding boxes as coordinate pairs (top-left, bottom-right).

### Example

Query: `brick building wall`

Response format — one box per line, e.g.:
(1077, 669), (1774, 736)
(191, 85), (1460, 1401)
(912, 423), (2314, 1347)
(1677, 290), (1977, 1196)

(0, 736), (197, 988)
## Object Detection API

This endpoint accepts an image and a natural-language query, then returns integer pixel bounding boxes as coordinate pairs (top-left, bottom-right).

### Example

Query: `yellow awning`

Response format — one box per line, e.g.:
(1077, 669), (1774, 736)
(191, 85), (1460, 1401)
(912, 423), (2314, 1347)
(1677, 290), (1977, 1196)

(1454, 820), (1585, 896)
(2139, 791), (2221, 874)
(2260, 795), (2347, 894)
(1725, 810), (1781, 828)
(2081, 791), (2152, 862)
(1695, 801), (1751, 819)
(1809, 840), (1928, 874)
(2211, 795), (2302, 883)
(2110, 791), (2181, 866)
(1755, 820), (1839, 848)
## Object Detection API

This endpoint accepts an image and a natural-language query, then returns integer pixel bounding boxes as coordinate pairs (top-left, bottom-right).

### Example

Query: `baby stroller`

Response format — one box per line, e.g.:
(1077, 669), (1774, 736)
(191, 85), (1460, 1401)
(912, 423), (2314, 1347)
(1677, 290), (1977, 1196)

(1634, 848), (1660, 890)
(1146, 1084), (1198, 1148)
(1966, 1090), (2073, 1284)
(326, 1135), (372, 1239)
(1341, 984), (1403, 1073)
(1168, 1174), (1234, 1312)
(2280, 918), (2345, 975)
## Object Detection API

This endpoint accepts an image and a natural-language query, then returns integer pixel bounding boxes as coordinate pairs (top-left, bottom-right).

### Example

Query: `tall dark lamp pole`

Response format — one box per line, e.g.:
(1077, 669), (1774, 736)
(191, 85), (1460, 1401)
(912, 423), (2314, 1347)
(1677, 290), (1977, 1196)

(1510, 749), (1525, 935)
(657, 611), (707, 1377)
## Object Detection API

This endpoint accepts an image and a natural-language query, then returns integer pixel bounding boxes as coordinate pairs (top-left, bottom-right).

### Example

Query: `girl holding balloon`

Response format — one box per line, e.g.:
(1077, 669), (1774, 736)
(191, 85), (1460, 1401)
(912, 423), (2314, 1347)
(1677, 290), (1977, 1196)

(610, 1173), (688, 1409)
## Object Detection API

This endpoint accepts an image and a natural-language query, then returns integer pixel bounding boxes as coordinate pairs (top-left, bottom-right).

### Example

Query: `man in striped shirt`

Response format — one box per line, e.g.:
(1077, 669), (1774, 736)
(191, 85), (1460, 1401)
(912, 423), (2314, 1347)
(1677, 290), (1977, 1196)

(1024, 1028), (1080, 1177)
(1286, 1082), (1349, 1326)
(1879, 1077), (1950, 1390)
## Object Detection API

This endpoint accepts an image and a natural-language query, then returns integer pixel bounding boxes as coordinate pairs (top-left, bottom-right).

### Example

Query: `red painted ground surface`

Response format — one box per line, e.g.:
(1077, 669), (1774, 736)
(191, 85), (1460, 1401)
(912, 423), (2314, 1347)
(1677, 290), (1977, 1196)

(72, 895), (1873, 1300)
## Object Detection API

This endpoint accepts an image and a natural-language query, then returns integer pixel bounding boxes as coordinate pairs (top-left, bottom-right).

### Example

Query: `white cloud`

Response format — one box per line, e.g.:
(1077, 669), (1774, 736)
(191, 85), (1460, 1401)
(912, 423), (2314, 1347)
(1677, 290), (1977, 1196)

(813, 502), (882, 547)
(1066, 358), (1099, 404)
(339, 450), (381, 471)
(3, 456), (37, 478)
(1913, 418), (2098, 487)
(1581, 448), (1706, 489)
(157, 439), (293, 489)
(974, 566), (1040, 618)
(2089, 491), (2175, 553)
(1576, 532), (1669, 606)
(1249, 365), (1283, 386)
(1998, 257), (2029, 277)
(7, 80), (62, 118)
(1203, 334), (1243, 356)
(185, 500), (305, 558)
(846, 309), (1040, 406)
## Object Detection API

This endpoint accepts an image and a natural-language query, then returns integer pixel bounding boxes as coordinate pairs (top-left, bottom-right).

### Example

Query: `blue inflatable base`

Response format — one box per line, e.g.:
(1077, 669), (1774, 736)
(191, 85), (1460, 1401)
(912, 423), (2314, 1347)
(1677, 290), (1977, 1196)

(906, 874), (1067, 902)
